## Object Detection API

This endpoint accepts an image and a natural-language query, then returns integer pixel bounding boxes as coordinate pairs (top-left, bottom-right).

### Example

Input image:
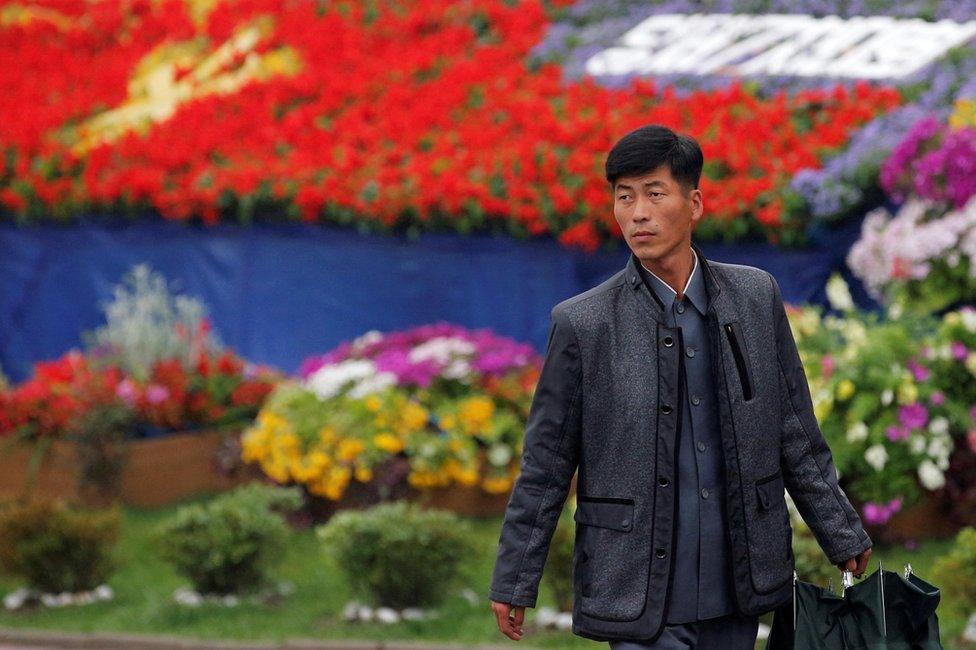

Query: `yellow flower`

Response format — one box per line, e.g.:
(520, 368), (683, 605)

(481, 475), (512, 494)
(374, 432), (404, 454)
(337, 438), (366, 462)
(354, 465), (374, 483)
(402, 401), (429, 431)
(364, 395), (382, 412)
(836, 379), (855, 401)
(440, 414), (457, 431)
(897, 381), (918, 405)
(318, 425), (338, 446)
(458, 396), (495, 434)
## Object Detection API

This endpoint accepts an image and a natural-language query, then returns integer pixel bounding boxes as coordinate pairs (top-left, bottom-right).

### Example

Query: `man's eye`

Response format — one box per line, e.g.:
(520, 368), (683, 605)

(650, 192), (663, 197)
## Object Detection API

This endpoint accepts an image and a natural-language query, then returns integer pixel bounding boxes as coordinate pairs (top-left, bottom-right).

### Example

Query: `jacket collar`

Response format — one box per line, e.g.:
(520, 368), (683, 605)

(638, 247), (708, 316)
(625, 240), (724, 323)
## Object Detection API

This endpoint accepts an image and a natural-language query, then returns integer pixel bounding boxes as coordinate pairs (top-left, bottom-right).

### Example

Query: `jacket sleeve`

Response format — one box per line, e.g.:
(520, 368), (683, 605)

(487, 306), (583, 607)
(768, 272), (872, 565)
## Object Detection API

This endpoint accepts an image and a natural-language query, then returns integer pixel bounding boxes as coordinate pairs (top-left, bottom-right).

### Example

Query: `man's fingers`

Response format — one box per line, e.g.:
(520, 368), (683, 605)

(491, 602), (523, 641)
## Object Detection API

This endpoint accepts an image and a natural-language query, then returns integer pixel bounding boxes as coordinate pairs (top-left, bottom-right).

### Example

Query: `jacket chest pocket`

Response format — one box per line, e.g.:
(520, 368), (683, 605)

(724, 320), (755, 402)
(573, 496), (648, 622)
(745, 469), (793, 593)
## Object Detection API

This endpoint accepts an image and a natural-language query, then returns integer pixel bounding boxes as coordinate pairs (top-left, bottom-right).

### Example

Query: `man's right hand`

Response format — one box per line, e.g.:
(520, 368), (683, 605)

(490, 599), (525, 641)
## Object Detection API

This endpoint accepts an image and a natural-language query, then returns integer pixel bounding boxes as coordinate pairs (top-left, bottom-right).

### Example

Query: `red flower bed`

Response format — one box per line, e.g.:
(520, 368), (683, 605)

(0, 0), (901, 247)
(0, 348), (279, 440)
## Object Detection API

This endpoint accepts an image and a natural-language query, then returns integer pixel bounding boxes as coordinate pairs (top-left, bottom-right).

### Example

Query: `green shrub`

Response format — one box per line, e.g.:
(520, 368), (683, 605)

(317, 500), (476, 609)
(0, 500), (121, 592)
(156, 483), (302, 595)
(932, 526), (976, 619)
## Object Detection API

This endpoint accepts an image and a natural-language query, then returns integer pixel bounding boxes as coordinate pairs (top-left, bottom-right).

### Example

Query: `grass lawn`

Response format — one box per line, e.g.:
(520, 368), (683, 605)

(0, 491), (968, 649)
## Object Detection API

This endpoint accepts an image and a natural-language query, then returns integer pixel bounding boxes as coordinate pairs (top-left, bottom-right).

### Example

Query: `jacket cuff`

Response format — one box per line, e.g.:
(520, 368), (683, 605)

(488, 588), (537, 608)
(825, 531), (873, 565)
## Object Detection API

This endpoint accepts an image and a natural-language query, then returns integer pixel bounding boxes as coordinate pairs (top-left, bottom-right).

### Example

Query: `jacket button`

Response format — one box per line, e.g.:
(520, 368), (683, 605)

(676, 303), (685, 314)
(692, 395), (701, 405)
(658, 476), (670, 487)
(655, 547), (667, 559)
(701, 488), (710, 499)
(697, 441), (706, 452)
(620, 518), (631, 528)
(660, 403), (673, 414)
(686, 347), (695, 358)
(663, 336), (674, 347)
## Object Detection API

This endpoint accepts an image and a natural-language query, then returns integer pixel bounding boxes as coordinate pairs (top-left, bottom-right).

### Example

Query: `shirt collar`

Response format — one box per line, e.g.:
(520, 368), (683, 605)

(639, 248), (708, 316)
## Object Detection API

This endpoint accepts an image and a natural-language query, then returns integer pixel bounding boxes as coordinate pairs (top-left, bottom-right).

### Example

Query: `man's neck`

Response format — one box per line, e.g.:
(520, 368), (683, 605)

(640, 247), (696, 300)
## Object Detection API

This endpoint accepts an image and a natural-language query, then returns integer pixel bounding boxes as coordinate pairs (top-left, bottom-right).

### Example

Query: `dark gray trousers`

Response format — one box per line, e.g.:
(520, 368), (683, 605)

(607, 611), (760, 649)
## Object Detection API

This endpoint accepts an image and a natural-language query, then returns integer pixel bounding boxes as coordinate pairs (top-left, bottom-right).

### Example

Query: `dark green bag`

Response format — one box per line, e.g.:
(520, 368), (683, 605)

(766, 564), (942, 649)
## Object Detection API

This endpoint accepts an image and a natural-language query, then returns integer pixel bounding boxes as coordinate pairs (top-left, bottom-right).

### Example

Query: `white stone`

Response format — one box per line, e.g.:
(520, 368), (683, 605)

(40, 593), (60, 607)
(375, 607), (400, 624)
(94, 584), (114, 601)
(458, 587), (479, 606)
(401, 607), (426, 621)
(963, 613), (976, 642)
(221, 594), (239, 607)
(342, 600), (361, 621)
(173, 587), (203, 607)
(555, 612), (574, 630)
(535, 606), (558, 627)
(3, 587), (32, 610)
(357, 604), (375, 621)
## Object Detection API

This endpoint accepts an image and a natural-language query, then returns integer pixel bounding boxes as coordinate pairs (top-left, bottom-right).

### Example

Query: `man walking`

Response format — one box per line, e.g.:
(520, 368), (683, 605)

(488, 125), (872, 648)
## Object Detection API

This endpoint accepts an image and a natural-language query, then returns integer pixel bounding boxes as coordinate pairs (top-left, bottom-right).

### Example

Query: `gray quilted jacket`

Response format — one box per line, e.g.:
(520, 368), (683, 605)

(487, 241), (872, 644)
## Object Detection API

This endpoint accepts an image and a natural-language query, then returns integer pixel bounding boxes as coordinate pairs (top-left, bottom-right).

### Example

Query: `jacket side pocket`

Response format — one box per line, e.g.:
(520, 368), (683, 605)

(724, 321), (755, 401)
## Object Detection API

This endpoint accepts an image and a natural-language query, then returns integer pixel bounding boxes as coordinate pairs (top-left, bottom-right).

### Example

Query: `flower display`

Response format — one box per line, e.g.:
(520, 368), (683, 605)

(846, 196), (976, 313)
(0, 348), (279, 440)
(0, 0), (899, 248)
(241, 324), (542, 500)
(789, 295), (976, 526)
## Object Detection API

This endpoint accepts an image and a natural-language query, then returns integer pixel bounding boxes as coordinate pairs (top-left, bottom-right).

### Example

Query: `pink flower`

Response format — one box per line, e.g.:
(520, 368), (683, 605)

(907, 358), (930, 382)
(821, 355), (835, 379)
(116, 379), (138, 406)
(952, 341), (969, 360)
(886, 425), (910, 442)
(145, 384), (170, 405)
(929, 391), (945, 406)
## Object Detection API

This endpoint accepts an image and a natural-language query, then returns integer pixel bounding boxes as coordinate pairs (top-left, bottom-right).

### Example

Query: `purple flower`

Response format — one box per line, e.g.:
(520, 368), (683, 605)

(145, 384), (170, 405)
(886, 425), (910, 442)
(952, 341), (969, 360)
(929, 390), (946, 406)
(898, 403), (929, 430)
(907, 358), (931, 382)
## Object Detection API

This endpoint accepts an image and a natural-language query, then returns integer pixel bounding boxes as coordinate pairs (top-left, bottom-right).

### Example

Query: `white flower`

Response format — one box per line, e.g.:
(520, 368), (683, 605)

(864, 444), (888, 471)
(846, 422), (869, 443)
(960, 308), (976, 333)
(928, 416), (949, 436)
(408, 336), (476, 364)
(918, 459), (946, 490)
(826, 273), (854, 312)
(927, 434), (953, 462)
(909, 434), (927, 455)
(350, 329), (384, 352)
(881, 388), (894, 406)
(488, 444), (512, 467)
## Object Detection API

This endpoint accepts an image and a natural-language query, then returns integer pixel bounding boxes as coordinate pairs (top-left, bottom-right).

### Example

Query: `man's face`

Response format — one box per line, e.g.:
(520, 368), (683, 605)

(612, 165), (702, 263)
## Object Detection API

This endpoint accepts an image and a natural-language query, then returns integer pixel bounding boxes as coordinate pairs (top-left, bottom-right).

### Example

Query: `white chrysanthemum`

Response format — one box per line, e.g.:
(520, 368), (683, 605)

(441, 359), (472, 380)
(409, 336), (476, 365)
(305, 359), (384, 400)
(928, 416), (949, 436)
(881, 388), (894, 406)
(346, 372), (398, 399)
(350, 330), (384, 352)
(926, 434), (953, 462)
(918, 459), (945, 490)
(846, 422), (869, 443)
(864, 444), (888, 471)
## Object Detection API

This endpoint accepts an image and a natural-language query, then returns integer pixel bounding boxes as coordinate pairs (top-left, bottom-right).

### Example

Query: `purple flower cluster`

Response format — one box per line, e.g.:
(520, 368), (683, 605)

(298, 322), (540, 386)
(862, 497), (903, 526)
(881, 117), (976, 208)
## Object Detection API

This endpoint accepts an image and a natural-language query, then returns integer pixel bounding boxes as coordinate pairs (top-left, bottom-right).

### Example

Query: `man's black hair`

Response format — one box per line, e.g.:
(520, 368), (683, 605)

(605, 124), (703, 195)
